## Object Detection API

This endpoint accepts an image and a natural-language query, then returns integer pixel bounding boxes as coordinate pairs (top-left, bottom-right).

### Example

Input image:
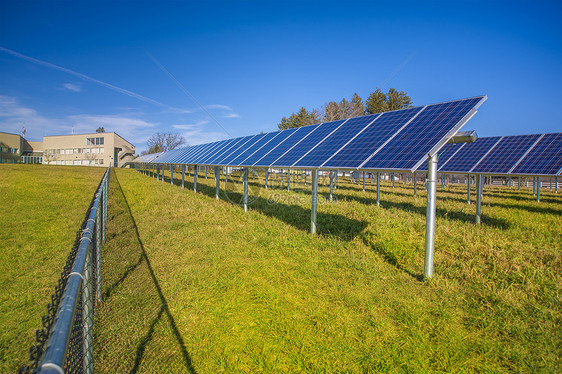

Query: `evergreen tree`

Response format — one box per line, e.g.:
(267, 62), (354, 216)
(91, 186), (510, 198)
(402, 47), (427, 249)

(323, 101), (341, 122)
(350, 93), (365, 117)
(386, 88), (413, 111)
(278, 107), (321, 130)
(365, 88), (388, 114)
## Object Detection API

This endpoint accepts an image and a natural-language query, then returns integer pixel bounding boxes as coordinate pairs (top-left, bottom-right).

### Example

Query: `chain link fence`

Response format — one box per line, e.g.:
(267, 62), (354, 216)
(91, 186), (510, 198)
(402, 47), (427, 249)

(19, 167), (110, 374)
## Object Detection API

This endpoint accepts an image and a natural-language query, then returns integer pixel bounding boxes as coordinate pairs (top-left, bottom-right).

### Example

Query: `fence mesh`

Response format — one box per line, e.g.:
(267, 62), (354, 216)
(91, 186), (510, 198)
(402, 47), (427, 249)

(18, 170), (108, 374)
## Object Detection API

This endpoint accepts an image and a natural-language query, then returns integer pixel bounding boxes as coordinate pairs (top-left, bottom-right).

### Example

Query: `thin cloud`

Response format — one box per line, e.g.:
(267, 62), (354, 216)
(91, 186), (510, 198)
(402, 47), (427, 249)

(172, 120), (210, 130)
(62, 83), (82, 92)
(223, 113), (240, 119)
(0, 46), (190, 114)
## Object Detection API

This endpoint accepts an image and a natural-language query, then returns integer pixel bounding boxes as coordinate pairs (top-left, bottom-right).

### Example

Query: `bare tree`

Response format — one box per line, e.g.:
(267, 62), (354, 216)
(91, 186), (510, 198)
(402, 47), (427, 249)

(146, 132), (186, 154)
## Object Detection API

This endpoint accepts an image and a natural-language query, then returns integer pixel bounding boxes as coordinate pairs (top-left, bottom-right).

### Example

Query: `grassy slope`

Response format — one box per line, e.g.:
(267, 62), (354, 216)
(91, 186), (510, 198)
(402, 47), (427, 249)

(0, 165), (106, 373)
(95, 168), (561, 373)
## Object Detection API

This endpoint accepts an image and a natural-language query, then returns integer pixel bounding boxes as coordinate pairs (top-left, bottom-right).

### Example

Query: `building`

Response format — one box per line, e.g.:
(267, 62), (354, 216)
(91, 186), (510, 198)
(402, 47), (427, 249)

(0, 131), (43, 164)
(42, 132), (135, 167)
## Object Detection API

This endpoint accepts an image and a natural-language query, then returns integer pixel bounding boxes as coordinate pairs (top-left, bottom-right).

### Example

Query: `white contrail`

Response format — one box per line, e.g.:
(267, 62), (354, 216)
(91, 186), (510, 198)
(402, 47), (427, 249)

(0, 46), (189, 113)
(379, 50), (418, 88)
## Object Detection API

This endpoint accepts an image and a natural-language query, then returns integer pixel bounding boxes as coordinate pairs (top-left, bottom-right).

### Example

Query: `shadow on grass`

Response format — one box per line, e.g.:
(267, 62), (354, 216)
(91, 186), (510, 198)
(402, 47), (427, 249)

(110, 170), (197, 374)
(153, 171), (367, 241)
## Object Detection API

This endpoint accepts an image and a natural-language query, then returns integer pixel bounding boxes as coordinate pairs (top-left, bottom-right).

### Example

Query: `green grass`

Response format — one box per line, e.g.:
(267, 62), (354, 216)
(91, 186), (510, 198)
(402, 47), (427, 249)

(94, 168), (561, 373)
(0, 164), (106, 373)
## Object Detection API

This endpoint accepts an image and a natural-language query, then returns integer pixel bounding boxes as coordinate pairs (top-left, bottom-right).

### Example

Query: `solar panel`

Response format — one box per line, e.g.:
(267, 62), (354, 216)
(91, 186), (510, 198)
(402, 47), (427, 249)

(512, 133), (562, 175)
(320, 107), (423, 169)
(228, 131), (282, 166)
(362, 97), (485, 170)
(431, 136), (500, 173)
(198, 139), (234, 165)
(140, 96), (487, 175)
(250, 127), (303, 167)
(205, 136), (246, 165)
(215, 135), (258, 165)
(472, 134), (541, 174)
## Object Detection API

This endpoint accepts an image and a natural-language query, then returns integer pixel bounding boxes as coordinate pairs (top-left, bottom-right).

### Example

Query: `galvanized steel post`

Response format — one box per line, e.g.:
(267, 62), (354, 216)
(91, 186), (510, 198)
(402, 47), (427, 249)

(363, 172), (365, 192)
(215, 166), (220, 200)
(193, 165), (198, 192)
(424, 154), (438, 279)
(376, 171), (381, 206)
(287, 169), (291, 191)
(181, 165), (185, 189)
(537, 177), (540, 202)
(413, 172), (417, 197)
(265, 168), (269, 189)
(467, 174), (471, 204)
(311, 169), (319, 235)
(329, 171), (334, 202)
(170, 165), (174, 185)
(476, 174), (482, 225)
(243, 167), (249, 212)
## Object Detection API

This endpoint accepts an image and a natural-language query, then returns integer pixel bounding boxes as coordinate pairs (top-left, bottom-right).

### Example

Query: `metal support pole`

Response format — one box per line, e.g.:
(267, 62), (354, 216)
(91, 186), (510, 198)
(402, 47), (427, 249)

(215, 166), (220, 200)
(193, 165), (198, 192)
(170, 165), (174, 185)
(556, 176), (558, 193)
(476, 174), (482, 225)
(329, 171), (334, 202)
(467, 174), (471, 204)
(414, 172), (417, 197)
(311, 169), (319, 235)
(391, 172), (395, 188)
(537, 177), (540, 202)
(305, 171), (307, 186)
(533, 176), (536, 195)
(518, 176), (521, 190)
(376, 171), (381, 206)
(243, 168), (249, 212)
(181, 165), (185, 189)
(287, 169), (291, 191)
(424, 153), (438, 279)
(265, 168), (269, 189)
(156, 165), (159, 181)
(335, 171), (338, 189)
(363, 172), (366, 192)
(161, 165), (164, 182)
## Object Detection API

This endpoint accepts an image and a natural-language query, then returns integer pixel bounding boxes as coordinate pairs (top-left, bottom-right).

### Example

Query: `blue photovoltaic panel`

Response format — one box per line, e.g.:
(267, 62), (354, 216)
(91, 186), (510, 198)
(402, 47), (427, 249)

(362, 97), (485, 170)
(191, 140), (226, 164)
(199, 139), (233, 165)
(216, 135), (258, 165)
(265, 123), (321, 167)
(413, 138), (465, 172)
(294, 117), (377, 168)
(273, 120), (345, 167)
(184, 142), (217, 164)
(472, 134), (541, 174)
(252, 127), (304, 167)
(205, 136), (245, 165)
(229, 131), (282, 166)
(222, 134), (266, 165)
(438, 137), (500, 173)
(178, 144), (207, 164)
(241, 129), (295, 166)
(321, 107), (423, 169)
(512, 133), (562, 175)
(163, 147), (190, 164)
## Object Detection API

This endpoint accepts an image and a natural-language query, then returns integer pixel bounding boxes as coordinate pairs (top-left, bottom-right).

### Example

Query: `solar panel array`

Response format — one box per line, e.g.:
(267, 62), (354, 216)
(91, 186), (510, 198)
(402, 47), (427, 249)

(433, 133), (562, 176)
(144, 96), (486, 172)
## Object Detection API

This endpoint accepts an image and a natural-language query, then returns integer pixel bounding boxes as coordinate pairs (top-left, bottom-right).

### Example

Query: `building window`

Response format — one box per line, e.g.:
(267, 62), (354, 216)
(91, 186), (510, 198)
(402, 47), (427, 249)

(87, 137), (104, 146)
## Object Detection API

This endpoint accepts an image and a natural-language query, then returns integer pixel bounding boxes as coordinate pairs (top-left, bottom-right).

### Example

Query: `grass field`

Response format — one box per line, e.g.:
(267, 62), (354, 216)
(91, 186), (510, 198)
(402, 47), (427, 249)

(1, 165), (560, 372)
(0, 165), (106, 373)
(93, 167), (560, 373)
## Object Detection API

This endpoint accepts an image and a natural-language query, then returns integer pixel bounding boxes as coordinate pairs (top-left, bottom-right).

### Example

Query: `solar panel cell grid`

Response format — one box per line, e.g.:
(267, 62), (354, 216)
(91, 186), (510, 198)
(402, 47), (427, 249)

(216, 135), (259, 165)
(229, 131), (282, 166)
(198, 139), (232, 164)
(362, 97), (482, 170)
(322, 108), (422, 169)
(472, 134), (541, 174)
(512, 133), (562, 175)
(205, 136), (246, 165)
(252, 127), (303, 167)
(437, 137), (500, 173)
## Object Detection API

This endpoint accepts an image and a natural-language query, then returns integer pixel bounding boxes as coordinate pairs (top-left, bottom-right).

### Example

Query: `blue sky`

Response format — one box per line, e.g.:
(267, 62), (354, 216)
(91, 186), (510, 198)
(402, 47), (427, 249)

(0, 1), (560, 152)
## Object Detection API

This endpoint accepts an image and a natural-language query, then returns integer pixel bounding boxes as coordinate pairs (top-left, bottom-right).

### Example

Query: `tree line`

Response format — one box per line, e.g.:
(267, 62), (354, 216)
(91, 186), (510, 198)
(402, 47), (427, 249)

(278, 88), (413, 130)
